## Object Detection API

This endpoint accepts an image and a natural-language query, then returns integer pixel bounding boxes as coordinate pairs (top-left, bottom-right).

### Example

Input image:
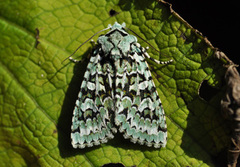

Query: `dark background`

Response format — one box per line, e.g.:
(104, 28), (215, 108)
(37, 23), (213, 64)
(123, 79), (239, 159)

(165, 0), (239, 67)
(164, 1), (239, 166)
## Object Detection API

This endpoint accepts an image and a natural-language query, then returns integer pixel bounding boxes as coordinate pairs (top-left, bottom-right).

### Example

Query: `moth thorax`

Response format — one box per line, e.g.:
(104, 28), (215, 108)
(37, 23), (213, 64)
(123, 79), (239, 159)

(110, 48), (122, 60)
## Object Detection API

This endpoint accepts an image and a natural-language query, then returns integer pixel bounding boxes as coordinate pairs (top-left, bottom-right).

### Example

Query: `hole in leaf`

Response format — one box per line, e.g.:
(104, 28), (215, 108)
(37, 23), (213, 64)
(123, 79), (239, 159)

(102, 163), (126, 167)
(109, 9), (119, 17)
(199, 80), (219, 101)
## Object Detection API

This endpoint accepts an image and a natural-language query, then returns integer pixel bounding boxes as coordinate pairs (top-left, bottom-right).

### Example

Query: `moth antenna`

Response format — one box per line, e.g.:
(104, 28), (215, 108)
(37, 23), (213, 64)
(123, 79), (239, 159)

(62, 26), (111, 63)
(126, 27), (163, 55)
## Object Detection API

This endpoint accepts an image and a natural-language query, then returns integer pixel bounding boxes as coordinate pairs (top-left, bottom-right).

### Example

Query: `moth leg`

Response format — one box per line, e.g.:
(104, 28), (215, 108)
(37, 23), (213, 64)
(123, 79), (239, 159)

(69, 57), (81, 63)
(136, 43), (173, 64)
(90, 39), (97, 46)
(68, 39), (96, 64)
(68, 40), (96, 63)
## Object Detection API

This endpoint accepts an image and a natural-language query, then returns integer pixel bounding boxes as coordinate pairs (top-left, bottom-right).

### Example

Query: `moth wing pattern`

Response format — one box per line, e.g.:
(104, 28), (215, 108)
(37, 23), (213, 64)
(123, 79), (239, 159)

(71, 48), (116, 149)
(71, 22), (170, 149)
(114, 43), (167, 148)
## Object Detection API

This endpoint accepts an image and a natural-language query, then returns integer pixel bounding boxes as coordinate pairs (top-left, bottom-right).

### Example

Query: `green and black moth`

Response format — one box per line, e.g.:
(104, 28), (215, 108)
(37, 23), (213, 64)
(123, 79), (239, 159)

(70, 22), (173, 149)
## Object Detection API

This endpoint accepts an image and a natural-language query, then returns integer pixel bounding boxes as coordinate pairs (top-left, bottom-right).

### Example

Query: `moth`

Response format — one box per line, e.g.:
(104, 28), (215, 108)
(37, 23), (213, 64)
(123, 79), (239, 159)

(70, 22), (173, 149)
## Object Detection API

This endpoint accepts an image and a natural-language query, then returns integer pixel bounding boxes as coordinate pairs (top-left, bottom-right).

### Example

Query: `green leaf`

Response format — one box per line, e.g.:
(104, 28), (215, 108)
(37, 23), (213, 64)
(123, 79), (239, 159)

(0, 0), (230, 166)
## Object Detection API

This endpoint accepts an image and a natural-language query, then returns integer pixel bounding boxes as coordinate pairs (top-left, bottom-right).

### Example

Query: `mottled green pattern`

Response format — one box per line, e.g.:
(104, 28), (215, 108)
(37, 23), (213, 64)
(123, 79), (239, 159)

(71, 50), (116, 148)
(114, 52), (167, 147)
(71, 22), (169, 148)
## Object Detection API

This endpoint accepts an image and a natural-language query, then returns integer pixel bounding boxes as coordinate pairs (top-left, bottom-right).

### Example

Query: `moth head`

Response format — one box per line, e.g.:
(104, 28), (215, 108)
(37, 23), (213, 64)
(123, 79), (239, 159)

(108, 22), (126, 30)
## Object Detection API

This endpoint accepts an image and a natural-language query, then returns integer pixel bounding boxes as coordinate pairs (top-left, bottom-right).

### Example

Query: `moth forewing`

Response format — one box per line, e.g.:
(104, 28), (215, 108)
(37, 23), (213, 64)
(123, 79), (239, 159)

(71, 22), (172, 149)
